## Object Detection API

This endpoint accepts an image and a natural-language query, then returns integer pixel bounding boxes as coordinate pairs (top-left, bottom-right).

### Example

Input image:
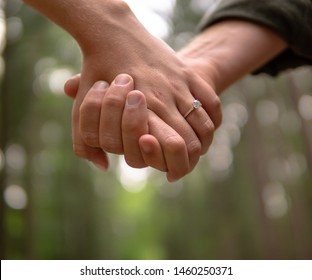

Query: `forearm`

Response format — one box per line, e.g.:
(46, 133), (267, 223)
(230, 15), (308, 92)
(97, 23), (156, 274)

(23, 0), (168, 83)
(23, 0), (129, 53)
(178, 20), (287, 94)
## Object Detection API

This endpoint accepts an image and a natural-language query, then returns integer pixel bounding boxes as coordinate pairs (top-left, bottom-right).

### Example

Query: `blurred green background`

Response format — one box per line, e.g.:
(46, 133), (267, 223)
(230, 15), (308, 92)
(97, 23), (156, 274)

(1, 0), (312, 260)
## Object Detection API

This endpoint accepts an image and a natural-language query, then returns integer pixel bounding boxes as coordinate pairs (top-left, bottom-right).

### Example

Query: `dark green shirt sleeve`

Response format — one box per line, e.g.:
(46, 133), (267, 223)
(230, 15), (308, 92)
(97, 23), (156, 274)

(199, 0), (312, 75)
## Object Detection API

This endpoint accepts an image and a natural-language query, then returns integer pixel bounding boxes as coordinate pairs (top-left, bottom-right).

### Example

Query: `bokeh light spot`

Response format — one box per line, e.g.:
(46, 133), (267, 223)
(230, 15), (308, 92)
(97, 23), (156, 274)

(298, 94), (312, 121)
(5, 144), (26, 171)
(117, 158), (150, 193)
(4, 184), (28, 210)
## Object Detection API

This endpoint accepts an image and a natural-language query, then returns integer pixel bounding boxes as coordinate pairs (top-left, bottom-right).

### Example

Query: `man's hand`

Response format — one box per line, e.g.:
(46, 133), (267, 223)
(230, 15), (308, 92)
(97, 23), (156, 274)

(65, 74), (195, 182)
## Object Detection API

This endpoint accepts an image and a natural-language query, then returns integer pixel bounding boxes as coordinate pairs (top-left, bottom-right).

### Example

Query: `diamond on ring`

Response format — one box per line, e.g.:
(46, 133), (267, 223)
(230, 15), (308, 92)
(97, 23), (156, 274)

(193, 100), (202, 109)
(183, 99), (202, 118)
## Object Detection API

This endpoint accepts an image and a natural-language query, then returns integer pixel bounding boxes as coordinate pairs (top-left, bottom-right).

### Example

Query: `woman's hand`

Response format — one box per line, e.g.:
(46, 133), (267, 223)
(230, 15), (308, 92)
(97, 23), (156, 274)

(65, 74), (197, 182)
(25, 0), (222, 180)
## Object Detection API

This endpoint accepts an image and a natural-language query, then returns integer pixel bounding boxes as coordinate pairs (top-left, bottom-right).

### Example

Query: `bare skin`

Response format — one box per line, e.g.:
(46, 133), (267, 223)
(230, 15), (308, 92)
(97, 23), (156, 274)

(24, 0), (286, 180)
(64, 19), (287, 180)
(24, 0), (221, 181)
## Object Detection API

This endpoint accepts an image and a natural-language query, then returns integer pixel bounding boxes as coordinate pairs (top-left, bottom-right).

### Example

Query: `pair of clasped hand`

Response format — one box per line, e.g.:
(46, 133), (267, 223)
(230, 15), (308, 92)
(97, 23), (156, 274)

(64, 69), (221, 182)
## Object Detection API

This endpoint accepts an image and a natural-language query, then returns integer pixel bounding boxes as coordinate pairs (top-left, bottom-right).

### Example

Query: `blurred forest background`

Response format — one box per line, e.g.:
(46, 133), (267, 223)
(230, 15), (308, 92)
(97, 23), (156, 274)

(1, 0), (312, 260)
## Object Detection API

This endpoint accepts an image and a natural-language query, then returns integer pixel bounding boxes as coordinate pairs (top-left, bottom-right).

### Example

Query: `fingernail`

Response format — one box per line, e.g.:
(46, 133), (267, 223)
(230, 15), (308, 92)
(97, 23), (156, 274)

(93, 81), (109, 90)
(114, 74), (130, 85)
(127, 92), (141, 106)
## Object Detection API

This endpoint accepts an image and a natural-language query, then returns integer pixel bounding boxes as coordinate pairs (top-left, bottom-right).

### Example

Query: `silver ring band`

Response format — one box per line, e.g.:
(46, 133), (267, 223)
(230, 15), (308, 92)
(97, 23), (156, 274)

(183, 99), (202, 118)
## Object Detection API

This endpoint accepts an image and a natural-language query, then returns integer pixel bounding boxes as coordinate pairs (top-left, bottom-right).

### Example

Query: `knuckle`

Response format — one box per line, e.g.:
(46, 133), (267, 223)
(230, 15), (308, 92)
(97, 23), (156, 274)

(73, 144), (106, 166)
(204, 119), (215, 133)
(214, 116), (222, 129)
(124, 156), (147, 169)
(123, 118), (141, 133)
(187, 139), (201, 157)
(164, 135), (185, 154)
(73, 144), (88, 159)
(200, 120), (215, 153)
(104, 94), (125, 108)
(212, 96), (223, 128)
(213, 95), (222, 109)
(80, 100), (100, 116)
(100, 134), (123, 154)
(168, 166), (189, 182)
(80, 131), (99, 147)
(186, 140), (201, 169)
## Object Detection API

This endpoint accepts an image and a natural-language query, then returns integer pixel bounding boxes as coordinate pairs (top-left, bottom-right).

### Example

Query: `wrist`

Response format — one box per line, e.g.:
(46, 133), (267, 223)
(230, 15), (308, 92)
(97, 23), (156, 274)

(178, 50), (219, 94)
(68, 0), (159, 83)
(67, 0), (133, 54)
(179, 20), (287, 94)
(178, 27), (232, 95)
(24, 0), (133, 55)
